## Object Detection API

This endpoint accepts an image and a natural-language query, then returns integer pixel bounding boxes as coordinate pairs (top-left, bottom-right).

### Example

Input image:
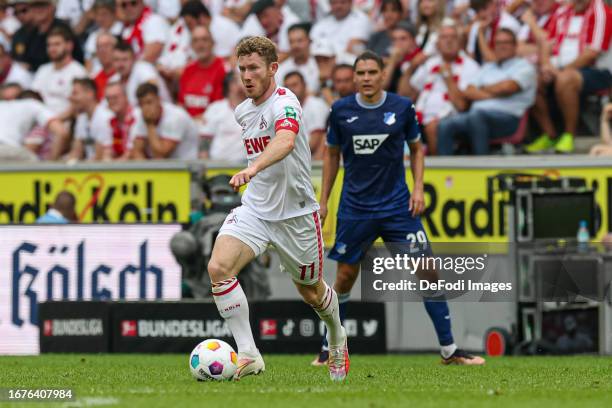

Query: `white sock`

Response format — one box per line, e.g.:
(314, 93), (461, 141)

(441, 343), (458, 359)
(212, 277), (257, 354)
(313, 282), (344, 346)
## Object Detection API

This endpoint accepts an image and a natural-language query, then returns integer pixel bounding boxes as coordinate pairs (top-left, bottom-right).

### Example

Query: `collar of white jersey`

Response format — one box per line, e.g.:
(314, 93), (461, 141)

(356, 91), (387, 110)
(251, 86), (282, 107)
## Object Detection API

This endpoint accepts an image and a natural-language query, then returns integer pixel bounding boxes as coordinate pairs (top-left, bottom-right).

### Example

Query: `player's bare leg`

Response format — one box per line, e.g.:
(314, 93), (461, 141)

(208, 235), (265, 379)
(312, 262), (359, 366)
(296, 279), (349, 381)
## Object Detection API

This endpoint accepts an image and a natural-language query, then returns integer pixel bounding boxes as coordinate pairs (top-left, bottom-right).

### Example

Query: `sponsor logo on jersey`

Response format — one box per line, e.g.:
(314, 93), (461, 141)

(346, 116), (359, 123)
(284, 106), (297, 119)
(383, 112), (396, 126)
(244, 135), (271, 155)
(352, 134), (389, 154)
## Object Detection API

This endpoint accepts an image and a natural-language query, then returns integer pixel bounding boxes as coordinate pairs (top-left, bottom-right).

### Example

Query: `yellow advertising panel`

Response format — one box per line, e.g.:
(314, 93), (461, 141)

(0, 170), (191, 224)
(210, 165), (610, 247)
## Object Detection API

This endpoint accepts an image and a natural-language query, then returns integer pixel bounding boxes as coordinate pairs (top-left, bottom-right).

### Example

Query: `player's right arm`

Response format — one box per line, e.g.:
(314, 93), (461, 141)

(320, 104), (342, 227)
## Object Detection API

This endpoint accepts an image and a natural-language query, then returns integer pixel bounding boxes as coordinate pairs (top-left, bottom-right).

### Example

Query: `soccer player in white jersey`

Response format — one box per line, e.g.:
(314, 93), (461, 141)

(207, 36), (349, 381)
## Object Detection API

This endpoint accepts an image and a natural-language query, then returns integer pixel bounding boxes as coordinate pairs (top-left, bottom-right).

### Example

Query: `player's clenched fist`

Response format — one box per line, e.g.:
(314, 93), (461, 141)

(229, 167), (257, 191)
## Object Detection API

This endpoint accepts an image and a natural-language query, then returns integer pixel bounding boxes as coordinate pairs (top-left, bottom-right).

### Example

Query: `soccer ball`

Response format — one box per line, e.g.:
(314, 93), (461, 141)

(189, 339), (238, 381)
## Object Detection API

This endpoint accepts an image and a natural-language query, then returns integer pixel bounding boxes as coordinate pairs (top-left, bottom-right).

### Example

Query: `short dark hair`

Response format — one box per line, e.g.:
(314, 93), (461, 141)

(287, 22), (311, 37)
(17, 90), (44, 102)
(353, 50), (384, 71)
(222, 71), (235, 97)
(333, 63), (354, 77)
(392, 20), (417, 38)
(114, 39), (134, 54)
(136, 82), (159, 99)
(73, 77), (98, 98)
(180, 0), (210, 18)
(380, 0), (403, 13)
(497, 28), (517, 44)
(48, 26), (74, 43)
(283, 70), (305, 85)
(470, 0), (493, 12)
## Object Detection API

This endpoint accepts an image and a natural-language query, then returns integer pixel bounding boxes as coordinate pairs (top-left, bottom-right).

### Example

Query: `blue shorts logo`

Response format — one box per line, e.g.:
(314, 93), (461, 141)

(335, 242), (347, 255)
(383, 112), (396, 126)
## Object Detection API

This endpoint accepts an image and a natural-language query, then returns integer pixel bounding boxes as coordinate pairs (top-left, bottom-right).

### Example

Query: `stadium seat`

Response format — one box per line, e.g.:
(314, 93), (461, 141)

(489, 112), (530, 153)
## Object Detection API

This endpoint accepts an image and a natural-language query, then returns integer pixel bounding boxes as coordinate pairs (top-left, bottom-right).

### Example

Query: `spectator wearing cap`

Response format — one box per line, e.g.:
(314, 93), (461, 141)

(437, 28), (536, 155)
(32, 26), (87, 114)
(0, 88), (69, 161)
(321, 63), (355, 106)
(526, 0), (612, 154)
(467, 0), (521, 64)
(367, 0), (404, 58)
(83, 0), (123, 72)
(104, 81), (134, 159)
(129, 82), (198, 160)
(118, 0), (170, 63)
(67, 77), (114, 161)
(0, 33), (32, 88)
(275, 23), (320, 94)
(11, 0), (84, 72)
(111, 39), (170, 106)
(199, 71), (246, 162)
(178, 25), (226, 119)
(0, 0), (20, 39)
(158, 1), (240, 79)
(240, 0), (300, 61)
(92, 32), (117, 100)
(283, 70), (329, 160)
(383, 21), (425, 92)
(310, 0), (373, 58)
(402, 20), (480, 155)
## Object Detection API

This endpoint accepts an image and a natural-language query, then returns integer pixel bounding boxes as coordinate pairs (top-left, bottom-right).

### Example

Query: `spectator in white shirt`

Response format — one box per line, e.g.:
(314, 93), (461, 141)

(67, 78), (114, 161)
(32, 26), (87, 114)
(56, 0), (96, 36)
(0, 90), (68, 161)
(130, 82), (198, 160)
(275, 23), (321, 95)
(0, 0), (20, 39)
(404, 20), (480, 155)
(105, 81), (135, 159)
(0, 34), (31, 89)
(438, 28), (536, 155)
(84, 0), (123, 72)
(200, 71), (246, 162)
(112, 39), (170, 105)
(310, 0), (373, 59)
(118, 0), (169, 63)
(283, 70), (329, 160)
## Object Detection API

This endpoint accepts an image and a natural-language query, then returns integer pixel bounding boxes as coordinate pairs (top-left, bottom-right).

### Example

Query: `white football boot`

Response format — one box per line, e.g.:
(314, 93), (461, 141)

(234, 350), (265, 380)
(328, 327), (350, 381)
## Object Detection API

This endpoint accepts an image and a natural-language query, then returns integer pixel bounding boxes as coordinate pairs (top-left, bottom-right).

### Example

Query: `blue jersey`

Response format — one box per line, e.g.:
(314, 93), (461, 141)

(327, 92), (421, 220)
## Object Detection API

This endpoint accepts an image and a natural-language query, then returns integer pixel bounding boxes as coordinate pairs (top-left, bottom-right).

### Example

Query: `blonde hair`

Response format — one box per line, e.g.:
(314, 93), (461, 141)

(417, 0), (446, 30)
(236, 36), (278, 66)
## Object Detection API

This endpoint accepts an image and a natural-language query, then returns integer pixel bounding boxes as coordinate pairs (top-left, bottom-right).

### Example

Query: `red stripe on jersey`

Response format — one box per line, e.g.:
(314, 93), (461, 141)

(313, 211), (323, 280)
(275, 117), (299, 133)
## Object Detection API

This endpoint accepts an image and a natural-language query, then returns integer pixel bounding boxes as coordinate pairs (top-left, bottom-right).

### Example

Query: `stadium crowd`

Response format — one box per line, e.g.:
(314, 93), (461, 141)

(0, 0), (610, 161)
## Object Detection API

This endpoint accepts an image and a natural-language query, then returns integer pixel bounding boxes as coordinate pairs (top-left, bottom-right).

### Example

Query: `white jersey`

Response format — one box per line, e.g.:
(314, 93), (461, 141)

(235, 86), (319, 221)
(74, 104), (114, 159)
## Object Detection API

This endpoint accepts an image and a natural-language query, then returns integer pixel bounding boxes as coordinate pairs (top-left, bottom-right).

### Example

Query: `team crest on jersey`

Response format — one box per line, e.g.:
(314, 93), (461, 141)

(352, 134), (389, 154)
(259, 115), (268, 130)
(383, 112), (396, 126)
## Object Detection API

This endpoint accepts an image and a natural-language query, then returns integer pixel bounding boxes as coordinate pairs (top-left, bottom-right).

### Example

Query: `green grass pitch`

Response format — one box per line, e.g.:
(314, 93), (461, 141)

(1, 354), (611, 408)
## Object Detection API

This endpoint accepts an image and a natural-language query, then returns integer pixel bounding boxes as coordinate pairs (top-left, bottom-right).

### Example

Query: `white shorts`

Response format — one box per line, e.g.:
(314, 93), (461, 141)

(217, 205), (324, 286)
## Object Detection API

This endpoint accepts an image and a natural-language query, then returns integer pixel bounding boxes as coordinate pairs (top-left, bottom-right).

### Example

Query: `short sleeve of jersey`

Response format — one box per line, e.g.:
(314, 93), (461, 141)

(326, 102), (340, 147)
(200, 102), (220, 137)
(404, 102), (421, 144)
(304, 97), (329, 135)
(272, 91), (301, 134)
(91, 107), (114, 146)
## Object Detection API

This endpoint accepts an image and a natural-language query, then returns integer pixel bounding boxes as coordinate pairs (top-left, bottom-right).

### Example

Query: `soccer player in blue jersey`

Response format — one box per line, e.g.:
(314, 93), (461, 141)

(313, 50), (485, 366)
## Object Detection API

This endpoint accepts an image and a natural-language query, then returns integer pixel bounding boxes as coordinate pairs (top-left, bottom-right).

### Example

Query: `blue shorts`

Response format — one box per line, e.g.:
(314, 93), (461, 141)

(579, 67), (612, 94)
(328, 211), (429, 265)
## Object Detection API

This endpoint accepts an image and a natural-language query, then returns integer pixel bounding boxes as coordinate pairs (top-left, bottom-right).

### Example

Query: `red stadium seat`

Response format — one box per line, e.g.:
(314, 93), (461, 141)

(489, 112), (529, 147)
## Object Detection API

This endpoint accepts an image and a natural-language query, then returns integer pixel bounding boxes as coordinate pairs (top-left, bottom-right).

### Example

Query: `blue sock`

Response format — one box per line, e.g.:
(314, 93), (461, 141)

(321, 292), (350, 351)
(423, 297), (454, 347)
